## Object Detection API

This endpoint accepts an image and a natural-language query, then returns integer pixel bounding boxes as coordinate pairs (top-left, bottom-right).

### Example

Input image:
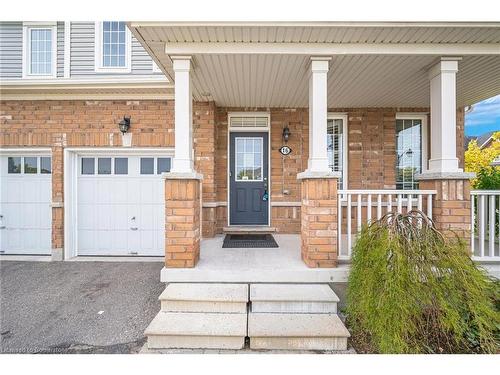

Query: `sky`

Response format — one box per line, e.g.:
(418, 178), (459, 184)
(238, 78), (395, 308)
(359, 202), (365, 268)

(465, 94), (500, 137)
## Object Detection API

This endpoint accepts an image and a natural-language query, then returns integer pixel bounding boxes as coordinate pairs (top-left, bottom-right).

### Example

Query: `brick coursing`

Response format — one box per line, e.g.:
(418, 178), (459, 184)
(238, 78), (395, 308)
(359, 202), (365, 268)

(419, 179), (472, 242)
(164, 178), (201, 268)
(300, 178), (338, 268)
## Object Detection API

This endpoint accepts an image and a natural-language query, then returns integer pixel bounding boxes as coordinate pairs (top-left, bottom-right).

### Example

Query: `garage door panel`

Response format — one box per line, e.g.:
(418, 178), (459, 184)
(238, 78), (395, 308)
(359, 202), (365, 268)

(0, 155), (51, 256)
(76, 154), (167, 257)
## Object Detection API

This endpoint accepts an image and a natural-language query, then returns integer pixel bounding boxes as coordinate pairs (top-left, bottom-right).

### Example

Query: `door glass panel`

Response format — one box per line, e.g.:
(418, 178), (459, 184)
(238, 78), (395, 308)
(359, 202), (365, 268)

(8, 157), (21, 174)
(40, 157), (51, 174)
(81, 158), (94, 175)
(140, 158), (154, 174)
(24, 157), (38, 174)
(157, 157), (171, 174)
(98, 158), (112, 174)
(235, 137), (263, 181)
(114, 157), (128, 175)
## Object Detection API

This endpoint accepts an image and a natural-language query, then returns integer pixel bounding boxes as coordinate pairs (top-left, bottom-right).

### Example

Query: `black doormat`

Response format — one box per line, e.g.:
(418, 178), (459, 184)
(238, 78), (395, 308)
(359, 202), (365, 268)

(222, 234), (279, 248)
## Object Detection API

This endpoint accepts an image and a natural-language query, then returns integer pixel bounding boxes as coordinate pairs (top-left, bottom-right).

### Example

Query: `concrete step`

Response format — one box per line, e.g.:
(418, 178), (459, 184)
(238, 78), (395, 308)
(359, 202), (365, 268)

(160, 283), (248, 313)
(223, 226), (276, 234)
(248, 312), (350, 351)
(145, 311), (247, 349)
(250, 284), (339, 313)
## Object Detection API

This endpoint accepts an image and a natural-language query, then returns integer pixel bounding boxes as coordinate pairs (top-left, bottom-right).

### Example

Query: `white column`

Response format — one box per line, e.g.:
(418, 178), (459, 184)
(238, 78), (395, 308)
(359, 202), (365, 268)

(428, 57), (461, 173)
(171, 56), (194, 173)
(306, 57), (331, 173)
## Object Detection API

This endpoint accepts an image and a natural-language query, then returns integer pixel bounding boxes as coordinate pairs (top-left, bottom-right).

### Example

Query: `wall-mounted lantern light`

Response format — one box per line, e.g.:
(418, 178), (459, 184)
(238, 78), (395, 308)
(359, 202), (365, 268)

(282, 126), (291, 142)
(118, 116), (131, 134)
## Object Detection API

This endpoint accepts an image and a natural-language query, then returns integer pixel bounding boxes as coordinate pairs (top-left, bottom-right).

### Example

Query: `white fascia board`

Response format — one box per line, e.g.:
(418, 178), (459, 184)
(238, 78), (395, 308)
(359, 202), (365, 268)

(127, 23), (175, 83)
(0, 76), (171, 87)
(130, 21), (500, 28)
(164, 42), (500, 56)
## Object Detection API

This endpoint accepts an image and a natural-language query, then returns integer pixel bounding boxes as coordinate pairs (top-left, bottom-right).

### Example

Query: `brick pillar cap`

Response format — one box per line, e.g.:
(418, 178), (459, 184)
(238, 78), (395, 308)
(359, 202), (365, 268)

(297, 170), (341, 180)
(162, 171), (203, 180)
(415, 171), (475, 181)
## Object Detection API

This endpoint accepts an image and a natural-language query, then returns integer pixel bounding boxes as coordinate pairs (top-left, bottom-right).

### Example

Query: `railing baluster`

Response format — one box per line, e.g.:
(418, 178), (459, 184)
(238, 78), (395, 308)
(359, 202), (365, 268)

(417, 194), (423, 211)
(427, 194), (433, 218)
(407, 193), (413, 212)
(470, 193), (475, 256)
(357, 194), (362, 232)
(338, 192), (343, 257)
(387, 194), (392, 213)
(347, 194), (352, 256)
(479, 195), (485, 258)
(377, 194), (382, 219)
(397, 194), (403, 213)
(367, 194), (372, 223)
(489, 195), (495, 257)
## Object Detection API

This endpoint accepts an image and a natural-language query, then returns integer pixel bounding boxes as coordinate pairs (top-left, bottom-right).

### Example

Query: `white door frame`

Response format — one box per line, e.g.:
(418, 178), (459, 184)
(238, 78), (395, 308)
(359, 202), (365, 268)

(64, 147), (174, 260)
(227, 112), (271, 227)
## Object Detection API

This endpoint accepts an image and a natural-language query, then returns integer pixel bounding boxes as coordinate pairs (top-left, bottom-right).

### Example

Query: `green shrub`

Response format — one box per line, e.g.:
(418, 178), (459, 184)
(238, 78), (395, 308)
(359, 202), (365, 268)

(474, 167), (500, 190)
(346, 211), (500, 354)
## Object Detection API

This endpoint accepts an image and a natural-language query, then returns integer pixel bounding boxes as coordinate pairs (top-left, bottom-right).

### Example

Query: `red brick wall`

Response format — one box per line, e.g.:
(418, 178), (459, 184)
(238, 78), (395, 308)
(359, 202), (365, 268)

(0, 100), (467, 244)
(214, 106), (466, 233)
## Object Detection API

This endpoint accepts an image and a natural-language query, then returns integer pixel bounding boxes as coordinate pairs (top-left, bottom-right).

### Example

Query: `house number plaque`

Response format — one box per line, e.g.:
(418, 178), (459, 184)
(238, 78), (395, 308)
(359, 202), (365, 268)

(279, 146), (292, 155)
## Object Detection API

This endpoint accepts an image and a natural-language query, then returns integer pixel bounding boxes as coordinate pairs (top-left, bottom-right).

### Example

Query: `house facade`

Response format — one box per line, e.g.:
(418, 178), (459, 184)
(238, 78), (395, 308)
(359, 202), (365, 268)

(1, 22), (499, 269)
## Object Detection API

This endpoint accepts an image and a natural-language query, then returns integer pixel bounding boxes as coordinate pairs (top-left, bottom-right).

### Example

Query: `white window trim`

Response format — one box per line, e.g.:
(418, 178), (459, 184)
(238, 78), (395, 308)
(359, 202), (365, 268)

(152, 60), (162, 73)
(328, 113), (348, 190)
(94, 21), (132, 74)
(22, 22), (57, 79)
(395, 113), (429, 175)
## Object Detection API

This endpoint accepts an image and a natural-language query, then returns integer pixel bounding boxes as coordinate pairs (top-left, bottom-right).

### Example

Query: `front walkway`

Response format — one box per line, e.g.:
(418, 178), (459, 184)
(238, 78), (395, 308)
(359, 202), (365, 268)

(0, 261), (163, 353)
(161, 234), (350, 283)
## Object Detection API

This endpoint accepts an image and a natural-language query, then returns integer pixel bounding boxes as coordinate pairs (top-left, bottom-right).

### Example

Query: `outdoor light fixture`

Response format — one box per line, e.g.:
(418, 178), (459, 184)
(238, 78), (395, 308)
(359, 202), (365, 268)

(118, 116), (131, 134)
(282, 126), (291, 142)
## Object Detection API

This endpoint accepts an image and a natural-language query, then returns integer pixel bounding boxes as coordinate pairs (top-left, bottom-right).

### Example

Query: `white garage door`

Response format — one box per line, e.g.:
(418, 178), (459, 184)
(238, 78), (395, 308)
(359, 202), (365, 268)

(0, 154), (52, 255)
(76, 155), (170, 256)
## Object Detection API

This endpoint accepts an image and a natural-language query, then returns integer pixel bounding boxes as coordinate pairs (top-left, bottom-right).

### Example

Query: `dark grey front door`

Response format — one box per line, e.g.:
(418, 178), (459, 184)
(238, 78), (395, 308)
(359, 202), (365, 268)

(229, 132), (269, 225)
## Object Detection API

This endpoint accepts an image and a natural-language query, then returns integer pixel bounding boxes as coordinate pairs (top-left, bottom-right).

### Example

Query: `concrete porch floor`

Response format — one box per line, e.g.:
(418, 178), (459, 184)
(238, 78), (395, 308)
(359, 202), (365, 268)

(161, 234), (350, 283)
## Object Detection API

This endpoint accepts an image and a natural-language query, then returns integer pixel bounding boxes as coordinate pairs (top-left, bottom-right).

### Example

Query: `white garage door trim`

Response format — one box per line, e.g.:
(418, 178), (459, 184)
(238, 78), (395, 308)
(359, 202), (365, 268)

(0, 147), (52, 256)
(64, 147), (174, 260)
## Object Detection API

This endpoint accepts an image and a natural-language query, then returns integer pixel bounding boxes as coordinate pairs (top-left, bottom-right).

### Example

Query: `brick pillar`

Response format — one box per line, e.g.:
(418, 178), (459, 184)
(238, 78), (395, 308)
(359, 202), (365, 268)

(419, 177), (472, 242)
(299, 177), (338, 268)
(165, 175), (202, 268)
(51, 145), (64, 261)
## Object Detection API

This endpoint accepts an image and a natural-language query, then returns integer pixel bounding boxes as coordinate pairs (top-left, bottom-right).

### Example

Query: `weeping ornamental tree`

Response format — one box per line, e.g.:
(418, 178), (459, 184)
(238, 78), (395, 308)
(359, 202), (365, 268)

(346, 211), (500, 354)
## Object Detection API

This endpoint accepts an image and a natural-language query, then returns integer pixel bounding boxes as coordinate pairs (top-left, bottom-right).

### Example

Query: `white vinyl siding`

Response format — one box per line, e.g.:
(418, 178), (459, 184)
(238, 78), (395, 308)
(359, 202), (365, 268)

(0, 22), (23, 78)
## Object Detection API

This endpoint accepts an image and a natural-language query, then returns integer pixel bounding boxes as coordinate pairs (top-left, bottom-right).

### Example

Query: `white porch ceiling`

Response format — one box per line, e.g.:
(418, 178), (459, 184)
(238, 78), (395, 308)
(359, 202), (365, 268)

(129, 23), (500, 108)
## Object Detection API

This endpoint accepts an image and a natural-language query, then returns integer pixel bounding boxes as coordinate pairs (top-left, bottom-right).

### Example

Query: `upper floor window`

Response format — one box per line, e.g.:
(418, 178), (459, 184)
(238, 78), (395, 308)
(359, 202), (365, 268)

(95, 21), (131, 73)
(327, 114), (348, 190)
(22, 23), (57, 78)
(395, 114), (428, 190)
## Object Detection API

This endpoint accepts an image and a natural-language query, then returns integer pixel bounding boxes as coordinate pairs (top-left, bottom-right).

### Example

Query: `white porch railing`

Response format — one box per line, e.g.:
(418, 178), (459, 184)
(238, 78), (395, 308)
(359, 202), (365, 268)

(471, 190), (500, 262)
(337, 189), (437, 260)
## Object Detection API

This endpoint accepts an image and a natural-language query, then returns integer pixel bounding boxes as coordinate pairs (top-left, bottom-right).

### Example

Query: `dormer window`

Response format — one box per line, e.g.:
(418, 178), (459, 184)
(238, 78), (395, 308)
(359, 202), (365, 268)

(95, 21), (131, 73)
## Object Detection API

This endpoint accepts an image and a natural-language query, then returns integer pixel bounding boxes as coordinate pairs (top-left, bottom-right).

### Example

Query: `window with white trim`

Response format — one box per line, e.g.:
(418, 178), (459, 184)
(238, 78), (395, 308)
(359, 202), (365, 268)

(95, 21), (131, 73)
(396, 117), (424, 190)
(23, 23), (57, 78)
(327, 115), (348, 190)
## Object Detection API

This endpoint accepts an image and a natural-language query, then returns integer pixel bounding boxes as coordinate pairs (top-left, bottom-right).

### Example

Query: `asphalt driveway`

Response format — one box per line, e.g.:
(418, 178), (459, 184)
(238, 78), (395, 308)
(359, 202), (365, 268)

(0, 260), (164, 354)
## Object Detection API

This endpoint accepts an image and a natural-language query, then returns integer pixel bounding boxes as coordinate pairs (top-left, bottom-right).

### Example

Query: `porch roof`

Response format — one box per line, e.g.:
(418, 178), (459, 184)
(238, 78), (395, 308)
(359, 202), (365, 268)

(129, 22), (500, 108)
